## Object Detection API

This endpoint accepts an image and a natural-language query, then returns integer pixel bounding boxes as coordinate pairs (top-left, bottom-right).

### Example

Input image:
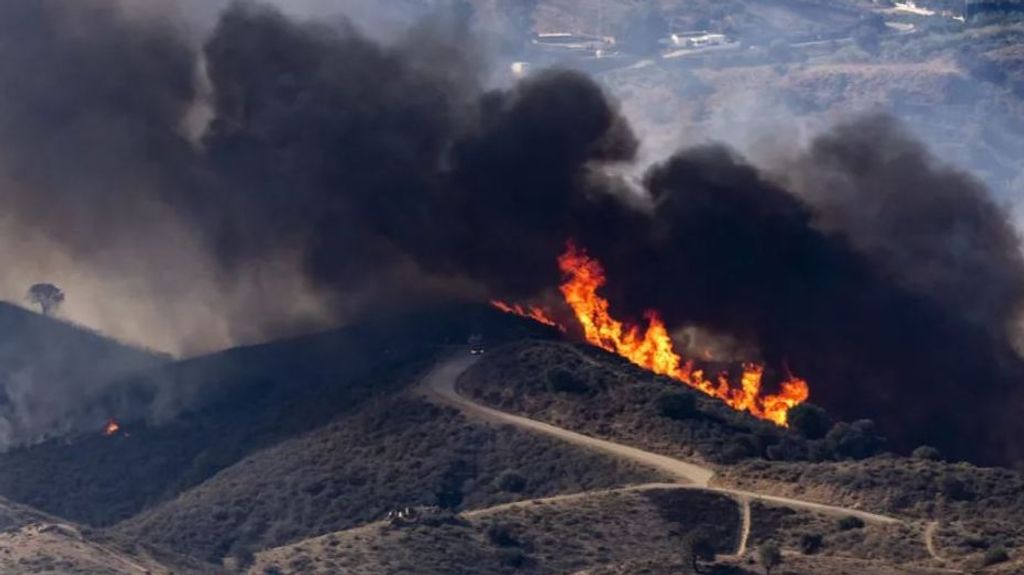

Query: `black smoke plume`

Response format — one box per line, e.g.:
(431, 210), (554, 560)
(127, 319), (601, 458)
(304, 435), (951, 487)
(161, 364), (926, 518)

(2, 0), (1024, 465)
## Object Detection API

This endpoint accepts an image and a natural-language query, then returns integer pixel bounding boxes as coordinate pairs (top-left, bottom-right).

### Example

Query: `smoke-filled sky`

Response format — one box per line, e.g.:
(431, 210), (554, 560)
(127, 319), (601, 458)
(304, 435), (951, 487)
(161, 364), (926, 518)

(2, 0), (1024, 464)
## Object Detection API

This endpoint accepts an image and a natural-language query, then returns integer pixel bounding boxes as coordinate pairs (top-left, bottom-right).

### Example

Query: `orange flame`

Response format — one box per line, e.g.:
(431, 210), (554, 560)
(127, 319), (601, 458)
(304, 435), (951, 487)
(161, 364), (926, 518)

(103, 419), (120, 436)
(557, 242), (809, 426)
(490, 300), (561, 330)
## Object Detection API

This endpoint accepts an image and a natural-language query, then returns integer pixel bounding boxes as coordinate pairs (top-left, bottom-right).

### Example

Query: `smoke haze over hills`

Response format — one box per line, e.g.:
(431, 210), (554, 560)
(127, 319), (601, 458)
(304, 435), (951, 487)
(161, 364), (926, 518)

(1, 0), (1024, 463)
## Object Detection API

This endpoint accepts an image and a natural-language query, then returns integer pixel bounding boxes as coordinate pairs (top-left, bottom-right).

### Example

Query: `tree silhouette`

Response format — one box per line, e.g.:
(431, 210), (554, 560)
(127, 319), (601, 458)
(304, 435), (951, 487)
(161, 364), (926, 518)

(27, 283), (65, 316)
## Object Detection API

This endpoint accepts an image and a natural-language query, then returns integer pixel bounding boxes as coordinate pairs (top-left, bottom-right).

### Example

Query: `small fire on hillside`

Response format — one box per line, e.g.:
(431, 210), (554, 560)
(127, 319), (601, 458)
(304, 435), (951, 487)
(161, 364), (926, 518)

(103, 419), (121, 436)
(494, 241), (810, 426)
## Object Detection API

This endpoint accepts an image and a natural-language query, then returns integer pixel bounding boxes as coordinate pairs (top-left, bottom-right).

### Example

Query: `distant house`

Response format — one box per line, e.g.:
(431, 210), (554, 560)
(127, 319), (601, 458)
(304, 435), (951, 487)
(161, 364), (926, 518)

(965, 0), (1024, 19)
(668, 31), (729, 49)
(531, 32), (615, 56)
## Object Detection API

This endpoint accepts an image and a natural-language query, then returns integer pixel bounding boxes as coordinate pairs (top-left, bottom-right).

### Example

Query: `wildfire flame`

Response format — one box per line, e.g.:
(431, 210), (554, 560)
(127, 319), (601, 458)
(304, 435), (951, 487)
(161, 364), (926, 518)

(490, 241), (810, 426)
(490, 300), (561, 330)
(558, 242), (808, 426)
(103, 419), (120, 436)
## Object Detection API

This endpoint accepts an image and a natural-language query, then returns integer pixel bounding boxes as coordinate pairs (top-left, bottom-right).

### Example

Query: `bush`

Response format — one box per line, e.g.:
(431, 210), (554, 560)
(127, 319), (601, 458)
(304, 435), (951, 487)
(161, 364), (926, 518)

(486, 523), (520, 547)
(682, 529), (716, 573)
(838, 516), (865, 531)
(939, 474), (972, 501)
(787, 404), (831, 440)
(765, 438), (807, 462)
(655, 391), (697, 421)
(495, 470), (527, 493)
(826, 420), (884, 460)
(497, 548), (528, 568)
(798, 533), (823, 555)
(546, 368), (589, 394)
(982, 546), (1009, 566)
(722, 435), (760, 463)
(757, 542), (782, 574)
(912, 446), (942, 461)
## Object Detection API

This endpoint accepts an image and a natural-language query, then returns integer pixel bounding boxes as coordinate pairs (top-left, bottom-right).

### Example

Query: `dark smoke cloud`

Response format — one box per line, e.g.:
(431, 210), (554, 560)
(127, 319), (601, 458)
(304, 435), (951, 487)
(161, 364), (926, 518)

(2, 0), (1024, 465)
(786, 115), (1024, 341)
(585, 143), (1024, 465)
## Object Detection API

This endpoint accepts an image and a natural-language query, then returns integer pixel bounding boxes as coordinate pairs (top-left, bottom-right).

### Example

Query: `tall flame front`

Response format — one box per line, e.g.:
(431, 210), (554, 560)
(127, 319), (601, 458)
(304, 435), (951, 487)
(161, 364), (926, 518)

(492, 241), (810, 427)
(558, 242), (808, 426)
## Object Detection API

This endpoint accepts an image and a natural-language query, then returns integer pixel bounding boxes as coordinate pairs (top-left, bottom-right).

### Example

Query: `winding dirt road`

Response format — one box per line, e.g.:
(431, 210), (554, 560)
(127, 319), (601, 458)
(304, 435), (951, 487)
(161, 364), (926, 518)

(421, 354), (899, 533)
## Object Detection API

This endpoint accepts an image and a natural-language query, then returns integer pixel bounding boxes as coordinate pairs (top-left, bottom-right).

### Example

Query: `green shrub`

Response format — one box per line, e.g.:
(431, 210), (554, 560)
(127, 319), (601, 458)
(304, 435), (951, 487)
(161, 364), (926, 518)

(826, 420), (884, 460)
(939, 474), (972, 501)
(912, 446), (941, 461)
(682, 529), (716, 573)
(546, 368), (589, 394)
(799, 533), (823, 555)
(757, 541), (782, 575)
(655, 391), (697, 420)
(496, 470), (527, 493)
(838, 515), (865, 531)
(486, 523), (520, 547)
(787, 404), (831, 440)
(982, 546), (1009, 566)
(497, 548), (528, 568)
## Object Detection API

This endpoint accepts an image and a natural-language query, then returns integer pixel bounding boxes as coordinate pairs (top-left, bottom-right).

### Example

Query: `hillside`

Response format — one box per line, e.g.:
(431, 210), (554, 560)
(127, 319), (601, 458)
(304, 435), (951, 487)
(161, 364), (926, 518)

(0, 522), (214, 575)
(0, 302), (165, 446)
(0, 496), (212, 574)
(0, 305), (554, 526)
(456, 341), (1024, 572)
(114, 395), (662, 563)
(0, 308), (1020, 573)
(248, 486), (740, 575)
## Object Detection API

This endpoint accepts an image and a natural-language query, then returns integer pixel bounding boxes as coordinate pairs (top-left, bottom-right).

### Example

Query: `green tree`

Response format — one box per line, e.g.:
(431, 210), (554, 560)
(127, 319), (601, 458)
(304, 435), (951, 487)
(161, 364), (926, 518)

(757, 542), (782, 575)
(27, 283), (64, 316)
(682, 530), (716, 574)
(983, 546), (1009, 566)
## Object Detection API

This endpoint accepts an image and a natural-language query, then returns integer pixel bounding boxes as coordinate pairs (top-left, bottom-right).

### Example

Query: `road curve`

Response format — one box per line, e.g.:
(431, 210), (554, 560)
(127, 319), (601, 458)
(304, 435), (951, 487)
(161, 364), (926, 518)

(420, 355), (714, 487)
(420, 354), (900, 527)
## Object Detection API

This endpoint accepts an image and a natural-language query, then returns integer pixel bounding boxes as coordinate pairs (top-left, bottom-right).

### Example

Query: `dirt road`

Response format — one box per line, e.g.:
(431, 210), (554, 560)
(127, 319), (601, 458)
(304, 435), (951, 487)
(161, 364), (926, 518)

(420, 354), (900, 529)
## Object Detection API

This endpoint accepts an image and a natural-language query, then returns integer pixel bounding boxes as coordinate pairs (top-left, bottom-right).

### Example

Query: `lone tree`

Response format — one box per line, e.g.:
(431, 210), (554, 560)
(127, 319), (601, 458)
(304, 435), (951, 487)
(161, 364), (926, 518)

(682, 529), (716, 574)
(757, 542), (782, 575)
(27, 283), (64, 316)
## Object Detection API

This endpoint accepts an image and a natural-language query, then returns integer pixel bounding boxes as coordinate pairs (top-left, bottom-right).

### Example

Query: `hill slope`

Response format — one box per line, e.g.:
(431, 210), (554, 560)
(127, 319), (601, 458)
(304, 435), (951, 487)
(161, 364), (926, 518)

(114, 394), (662, 563)
(0, 305), (556, 527)
(0, 302), (164, 447)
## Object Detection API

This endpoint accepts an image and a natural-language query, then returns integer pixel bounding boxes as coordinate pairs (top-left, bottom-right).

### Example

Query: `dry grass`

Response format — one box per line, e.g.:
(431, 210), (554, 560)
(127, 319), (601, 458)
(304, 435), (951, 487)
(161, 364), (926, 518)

(249, 486), (740, 575)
